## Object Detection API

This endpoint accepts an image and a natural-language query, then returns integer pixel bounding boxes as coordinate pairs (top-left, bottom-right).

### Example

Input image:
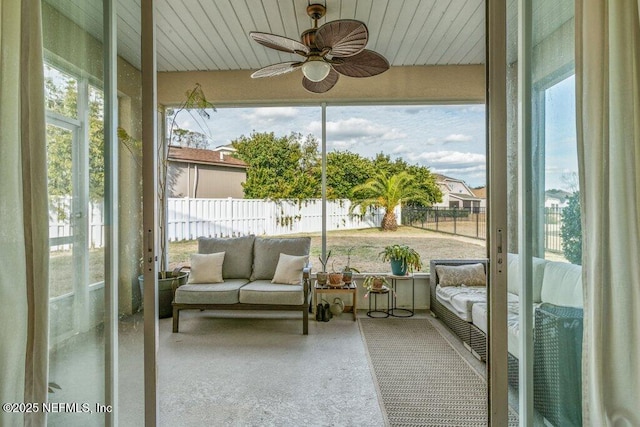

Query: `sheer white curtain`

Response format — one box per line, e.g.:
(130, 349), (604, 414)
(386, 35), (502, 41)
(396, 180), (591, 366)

(0, 0), (49, 425)
(576, 0), (640, 425)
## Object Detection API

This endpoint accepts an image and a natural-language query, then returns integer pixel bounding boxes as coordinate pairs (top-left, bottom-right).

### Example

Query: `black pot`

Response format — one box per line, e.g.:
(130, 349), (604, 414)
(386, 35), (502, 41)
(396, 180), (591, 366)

(138, 271), (189, 318)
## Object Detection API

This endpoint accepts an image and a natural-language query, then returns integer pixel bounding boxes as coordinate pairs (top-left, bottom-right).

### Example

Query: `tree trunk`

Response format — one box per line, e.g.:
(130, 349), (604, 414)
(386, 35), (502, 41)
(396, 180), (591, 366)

(381, 211), (398, 231)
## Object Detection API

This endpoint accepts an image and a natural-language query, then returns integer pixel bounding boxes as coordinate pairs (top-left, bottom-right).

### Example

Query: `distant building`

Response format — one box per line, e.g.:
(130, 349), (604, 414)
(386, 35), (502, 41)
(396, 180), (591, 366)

(433, 174), (482, 212)
(168, 145), (247, 198)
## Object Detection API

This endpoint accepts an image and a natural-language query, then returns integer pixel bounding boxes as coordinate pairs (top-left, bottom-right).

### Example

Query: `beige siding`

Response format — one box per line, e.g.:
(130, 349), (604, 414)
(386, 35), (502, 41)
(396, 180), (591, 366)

(169, 162), (246, 199)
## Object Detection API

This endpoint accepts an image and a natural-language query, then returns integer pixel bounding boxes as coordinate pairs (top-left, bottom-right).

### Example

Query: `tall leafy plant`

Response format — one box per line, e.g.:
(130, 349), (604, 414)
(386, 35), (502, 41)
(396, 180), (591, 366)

(118, 84), (215, 275)
(159, 84), (215, 273)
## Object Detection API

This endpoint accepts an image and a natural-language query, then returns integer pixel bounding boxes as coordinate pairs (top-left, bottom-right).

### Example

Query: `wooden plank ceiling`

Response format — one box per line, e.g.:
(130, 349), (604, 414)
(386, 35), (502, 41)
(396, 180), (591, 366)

(43, 0), (573, 73)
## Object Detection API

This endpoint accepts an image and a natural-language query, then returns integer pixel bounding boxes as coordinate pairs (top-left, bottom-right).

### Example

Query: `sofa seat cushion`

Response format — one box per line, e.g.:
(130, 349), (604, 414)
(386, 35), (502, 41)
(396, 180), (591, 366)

(436, 285), (487, 321)
(174, 279), (249, 305)
(471, 302), (488, 334)
(239, 280), (304, 306)
(198, 235), (255, 279)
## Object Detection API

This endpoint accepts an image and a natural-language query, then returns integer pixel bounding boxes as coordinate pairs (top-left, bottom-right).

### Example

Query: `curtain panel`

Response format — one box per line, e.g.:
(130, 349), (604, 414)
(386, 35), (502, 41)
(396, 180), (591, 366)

(0, 0), (49, 425)
(576, 0), (640, 425)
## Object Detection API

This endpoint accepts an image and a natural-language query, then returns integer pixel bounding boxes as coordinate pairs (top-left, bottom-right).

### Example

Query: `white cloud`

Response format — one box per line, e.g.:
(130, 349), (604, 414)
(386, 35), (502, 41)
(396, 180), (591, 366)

(443, 133), (473, 143)
(307, 117), (407, 148)
(413, 150), (486, 168)
(242, 107), (300, 127)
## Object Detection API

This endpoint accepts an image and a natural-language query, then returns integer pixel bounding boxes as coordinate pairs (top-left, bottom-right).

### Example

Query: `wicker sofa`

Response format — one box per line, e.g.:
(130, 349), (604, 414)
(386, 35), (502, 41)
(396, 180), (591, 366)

(430, 255), (584, 426)
(172, 235), (311, 335)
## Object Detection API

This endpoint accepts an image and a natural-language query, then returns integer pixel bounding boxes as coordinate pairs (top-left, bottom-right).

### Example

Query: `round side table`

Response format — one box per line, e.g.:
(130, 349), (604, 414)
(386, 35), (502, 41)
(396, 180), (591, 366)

(389, 274), (415, 317)
(366, 286), (390, 318)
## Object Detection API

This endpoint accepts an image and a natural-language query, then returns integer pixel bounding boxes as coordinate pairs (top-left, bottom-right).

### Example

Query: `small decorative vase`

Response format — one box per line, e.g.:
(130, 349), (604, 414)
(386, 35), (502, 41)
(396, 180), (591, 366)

(373, 277), (384, 289)
(317, 271), (328, 285)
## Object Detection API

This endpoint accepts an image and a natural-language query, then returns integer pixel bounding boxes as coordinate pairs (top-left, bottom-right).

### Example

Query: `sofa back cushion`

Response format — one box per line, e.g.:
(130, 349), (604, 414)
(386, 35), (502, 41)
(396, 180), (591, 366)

(198, 235), (255, 279)
(507, 253), (548, 302)
(540, 261), (583, 307)
(251, 237), (311, 281)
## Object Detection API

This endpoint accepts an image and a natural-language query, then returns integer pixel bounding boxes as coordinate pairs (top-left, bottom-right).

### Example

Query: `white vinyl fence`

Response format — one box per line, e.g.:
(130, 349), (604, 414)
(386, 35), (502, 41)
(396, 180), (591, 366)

(167, 198), (390, 240)
(49, 197), (392, 249)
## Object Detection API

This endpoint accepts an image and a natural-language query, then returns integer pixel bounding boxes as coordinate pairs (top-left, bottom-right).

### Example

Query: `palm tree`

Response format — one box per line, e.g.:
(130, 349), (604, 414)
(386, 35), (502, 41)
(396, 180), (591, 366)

(351, 171), (427, 231)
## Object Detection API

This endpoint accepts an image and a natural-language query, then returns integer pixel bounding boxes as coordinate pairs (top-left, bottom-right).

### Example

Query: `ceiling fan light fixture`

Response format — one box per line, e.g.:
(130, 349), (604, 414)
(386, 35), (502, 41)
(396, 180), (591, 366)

(302, 58), (331, 82)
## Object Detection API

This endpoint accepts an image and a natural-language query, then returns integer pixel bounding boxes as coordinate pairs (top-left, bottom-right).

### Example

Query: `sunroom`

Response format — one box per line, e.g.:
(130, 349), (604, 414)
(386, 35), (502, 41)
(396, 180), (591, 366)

(2, 0), (639, 426)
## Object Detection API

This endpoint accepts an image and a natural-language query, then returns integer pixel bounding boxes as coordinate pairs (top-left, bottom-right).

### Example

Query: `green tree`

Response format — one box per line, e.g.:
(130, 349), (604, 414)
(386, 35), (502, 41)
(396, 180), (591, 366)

(351, 171), (432, 231)
(560, 192), (582, 265)
(171, 128), (211, 148)
(232, 132), (320, 199)
(325, 151), (374, 199)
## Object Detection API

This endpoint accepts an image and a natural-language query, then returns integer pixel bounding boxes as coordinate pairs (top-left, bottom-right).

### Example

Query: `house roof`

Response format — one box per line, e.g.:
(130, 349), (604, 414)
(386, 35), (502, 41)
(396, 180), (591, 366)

(472, 187), (486, 199)
(449, 193), (481, 201)
(168, 145), (247, 169)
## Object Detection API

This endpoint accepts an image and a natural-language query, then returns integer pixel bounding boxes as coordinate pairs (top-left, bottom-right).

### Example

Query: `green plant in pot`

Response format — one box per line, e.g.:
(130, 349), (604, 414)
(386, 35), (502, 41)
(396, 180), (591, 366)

(316, 250), (331, 285)
(341, 247), (360, 284)
(380, 244), (422, 276)
(328, 260), (343, 286)
(362, 275), (390, 295)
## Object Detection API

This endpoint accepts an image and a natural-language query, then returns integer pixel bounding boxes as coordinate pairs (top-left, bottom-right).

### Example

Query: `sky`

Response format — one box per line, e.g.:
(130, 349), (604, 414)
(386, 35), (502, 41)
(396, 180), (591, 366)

(176, 77), (578, 191)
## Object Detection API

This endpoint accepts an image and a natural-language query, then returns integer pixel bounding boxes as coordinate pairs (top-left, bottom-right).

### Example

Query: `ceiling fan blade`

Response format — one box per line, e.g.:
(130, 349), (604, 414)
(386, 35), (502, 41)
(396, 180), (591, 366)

(302, 68), (339, 93)
(250, 61), (302, 78)
(250, 32), (310, 56)
(315, 20), (368, 58)
(332, 50), (390, 78)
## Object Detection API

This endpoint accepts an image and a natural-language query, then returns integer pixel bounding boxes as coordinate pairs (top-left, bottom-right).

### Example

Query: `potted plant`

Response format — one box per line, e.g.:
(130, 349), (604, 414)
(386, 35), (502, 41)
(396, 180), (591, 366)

(380, 244), (422, 276)
(328, 260), (343, 286)
(362, 275), (390, 295)
(316, 250), (331, 285)
(120, 83), (215, 317)
(341, 247), (360, 284)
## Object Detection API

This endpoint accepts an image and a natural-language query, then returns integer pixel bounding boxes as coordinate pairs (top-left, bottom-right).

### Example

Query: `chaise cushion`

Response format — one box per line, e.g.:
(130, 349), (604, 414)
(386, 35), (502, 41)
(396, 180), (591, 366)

(251, 237), (311, 281)
(272, 253), (309, 285)
(174, 279), (249, 305)
(198, 235), (255, 279)
(239, 280), (304, 305)
(188, 252), (225, 284)
(435, 263), (486, 287)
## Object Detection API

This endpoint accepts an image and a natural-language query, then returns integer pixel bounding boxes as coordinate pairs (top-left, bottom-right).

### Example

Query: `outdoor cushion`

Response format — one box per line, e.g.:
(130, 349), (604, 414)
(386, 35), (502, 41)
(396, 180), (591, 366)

(239, 280), (304, 305)
(271, 253), (309, 285)
(188, 252), (225, 284)
(435, 263), (486, 287)
(540, 262), (583, 307)
(471, 302), (488, 334)
(507, 254), (548, 302)
(174, 279), (249, 305)
(198, 235), (255, 279)
(436, 285), (487, 320)
(251, 237), (311, 281)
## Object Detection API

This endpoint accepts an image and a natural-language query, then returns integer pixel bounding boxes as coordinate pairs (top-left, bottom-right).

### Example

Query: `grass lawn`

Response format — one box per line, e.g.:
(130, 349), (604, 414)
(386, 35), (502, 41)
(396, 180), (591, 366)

(168, 226), (487, 274)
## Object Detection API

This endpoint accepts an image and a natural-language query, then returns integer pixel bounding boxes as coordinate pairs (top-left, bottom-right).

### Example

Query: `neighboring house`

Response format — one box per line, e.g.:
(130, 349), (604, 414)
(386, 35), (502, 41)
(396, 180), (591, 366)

(168, 145), (247, 198)
(544, 196), (569, 209)
(433, 174), (482, 212)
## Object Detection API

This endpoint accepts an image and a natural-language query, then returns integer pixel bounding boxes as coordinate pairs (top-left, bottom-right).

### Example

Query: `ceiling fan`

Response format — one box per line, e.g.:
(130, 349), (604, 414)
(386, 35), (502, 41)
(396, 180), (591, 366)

(249, 3), (390, 93)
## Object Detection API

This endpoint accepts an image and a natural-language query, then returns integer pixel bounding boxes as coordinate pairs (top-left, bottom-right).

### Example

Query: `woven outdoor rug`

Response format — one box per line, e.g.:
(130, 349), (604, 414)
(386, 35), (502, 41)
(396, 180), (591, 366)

(359, 318), (517, 426)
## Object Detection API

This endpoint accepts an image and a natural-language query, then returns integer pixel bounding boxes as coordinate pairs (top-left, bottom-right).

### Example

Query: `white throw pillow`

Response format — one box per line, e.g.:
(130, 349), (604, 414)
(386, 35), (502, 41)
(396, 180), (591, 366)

(271, 253), (308, 285)
(436, 263), (486, 287)
(188, 252), (225, 284)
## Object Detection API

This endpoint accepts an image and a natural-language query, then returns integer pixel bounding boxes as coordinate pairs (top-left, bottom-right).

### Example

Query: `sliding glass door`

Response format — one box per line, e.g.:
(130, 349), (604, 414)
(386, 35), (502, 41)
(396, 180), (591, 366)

(504, 1), (582, 425)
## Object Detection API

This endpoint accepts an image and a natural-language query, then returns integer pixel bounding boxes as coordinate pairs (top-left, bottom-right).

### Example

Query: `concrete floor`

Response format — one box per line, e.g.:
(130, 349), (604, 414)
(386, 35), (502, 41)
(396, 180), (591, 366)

(48, 309), (490, 426)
